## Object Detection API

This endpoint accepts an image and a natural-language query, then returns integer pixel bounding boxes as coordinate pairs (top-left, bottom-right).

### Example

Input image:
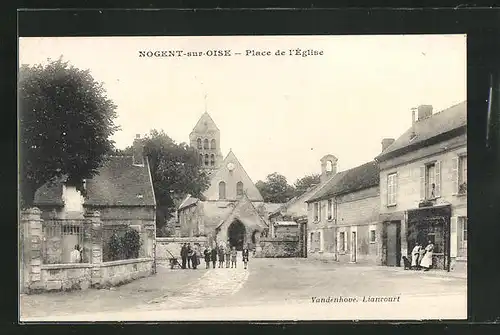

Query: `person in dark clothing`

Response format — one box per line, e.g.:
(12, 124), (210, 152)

(242, 246), (250, 270)
(210, 245), (218, 268)
(218, 245), (225, 268)
(180, 243), (187, 269)
(191, 245), (199, 269)
(204, 247), (211, 269)
(187, 244), (193, 269)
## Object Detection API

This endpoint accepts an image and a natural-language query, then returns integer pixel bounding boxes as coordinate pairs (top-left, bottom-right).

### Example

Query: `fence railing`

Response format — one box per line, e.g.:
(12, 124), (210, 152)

(42, 219), (87, 264)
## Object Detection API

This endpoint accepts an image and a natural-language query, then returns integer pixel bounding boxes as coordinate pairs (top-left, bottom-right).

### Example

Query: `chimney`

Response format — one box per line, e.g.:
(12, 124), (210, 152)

(417, 105), (433, 121)
(381, 138), (395, 152)
(132, 134), (145, 166)
(320, 155), (338, 183)
(411, 108), (417, 138)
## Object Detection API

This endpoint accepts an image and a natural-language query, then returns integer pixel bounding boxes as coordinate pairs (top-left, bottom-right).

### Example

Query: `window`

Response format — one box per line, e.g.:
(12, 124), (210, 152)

(339, 232), (345, 252)
(199, 154), (203, 164)
(369, 229), (376, 243)
(210, 154), (215, 166)
(236, 181), (244, 197)
(204, 154), (209, 166)
(420, 161), (441, 200)
(459, 216), (468, 242)
(218, 181), (226, 200)
(197, 138), (202, 149)
(459, 155), (467, 194)
(325, 160), (333, 172)
(211, 139), (216, 150)
(313, 202), (321, 222)
(203, 139), (209, 150)
(387, 173), (397, 206)
(327, 199), (333, 220)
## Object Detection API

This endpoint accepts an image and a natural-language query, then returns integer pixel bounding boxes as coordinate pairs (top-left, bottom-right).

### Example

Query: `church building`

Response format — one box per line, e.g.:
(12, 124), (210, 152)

(177, 112), (279, 250)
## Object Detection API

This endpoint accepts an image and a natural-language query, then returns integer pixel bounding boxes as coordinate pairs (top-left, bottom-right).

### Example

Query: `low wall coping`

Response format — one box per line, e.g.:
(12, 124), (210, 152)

(41, 263), (92, 270)
(156, 237), (207, 243)
(100, 258), (153, 268)
(261, 237), (299, 242)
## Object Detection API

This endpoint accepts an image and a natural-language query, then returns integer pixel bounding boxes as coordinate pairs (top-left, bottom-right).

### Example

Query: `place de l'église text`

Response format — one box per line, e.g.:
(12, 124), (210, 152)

(138, 48), (324, 58)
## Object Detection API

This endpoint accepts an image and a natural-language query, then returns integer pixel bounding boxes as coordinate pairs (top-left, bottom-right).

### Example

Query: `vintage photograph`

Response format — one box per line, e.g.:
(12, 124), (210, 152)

(18, 34), (467, 321)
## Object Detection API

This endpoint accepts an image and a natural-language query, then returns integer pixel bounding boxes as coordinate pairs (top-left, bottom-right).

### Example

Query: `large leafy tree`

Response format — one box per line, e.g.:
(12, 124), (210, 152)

(19, 57), (118, 208)
(118, 129), (210, 230)
(256, 172), (295, 203)
(293, 173), (321, 197)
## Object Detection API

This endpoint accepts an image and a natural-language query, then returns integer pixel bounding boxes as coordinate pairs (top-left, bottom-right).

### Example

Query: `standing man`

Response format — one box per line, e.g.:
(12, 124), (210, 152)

(225, 246), (231, 268)
(187, 243), (193, 269)
(191, 244), (199, 270)
(210, 244), (218, 268)
(180, 243), (187, 269)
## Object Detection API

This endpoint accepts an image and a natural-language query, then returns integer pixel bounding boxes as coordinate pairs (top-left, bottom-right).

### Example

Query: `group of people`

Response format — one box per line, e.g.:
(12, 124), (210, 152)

(410, 240), (435, 271)
(179, 243), (250, 270)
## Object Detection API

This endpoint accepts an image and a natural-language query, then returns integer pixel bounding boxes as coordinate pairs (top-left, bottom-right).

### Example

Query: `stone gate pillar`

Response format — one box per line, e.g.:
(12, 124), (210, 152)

(84, 210), (102, 287)
(21, 208), (43, 293)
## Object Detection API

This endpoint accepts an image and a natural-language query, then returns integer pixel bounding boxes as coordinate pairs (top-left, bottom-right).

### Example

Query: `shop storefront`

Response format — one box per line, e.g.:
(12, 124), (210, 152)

(406, 204), (452, 271)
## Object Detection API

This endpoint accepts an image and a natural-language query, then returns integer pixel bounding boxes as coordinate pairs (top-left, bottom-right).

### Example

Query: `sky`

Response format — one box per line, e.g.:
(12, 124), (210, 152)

(19, 35), (466, 184)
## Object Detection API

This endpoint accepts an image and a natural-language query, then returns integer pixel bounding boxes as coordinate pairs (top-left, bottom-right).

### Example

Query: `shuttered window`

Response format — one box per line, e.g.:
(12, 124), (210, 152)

(387, 173), (397, 206)
(420, 161), (441, 200)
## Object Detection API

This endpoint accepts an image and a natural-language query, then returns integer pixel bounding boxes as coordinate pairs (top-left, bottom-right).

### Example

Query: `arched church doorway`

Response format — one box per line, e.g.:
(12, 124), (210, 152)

(228, 220), (246, 251)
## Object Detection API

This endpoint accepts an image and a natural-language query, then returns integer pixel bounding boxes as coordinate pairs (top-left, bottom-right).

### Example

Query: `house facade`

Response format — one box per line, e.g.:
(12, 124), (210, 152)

(375, 102), (467, 271)
(306, 160), (380, 264)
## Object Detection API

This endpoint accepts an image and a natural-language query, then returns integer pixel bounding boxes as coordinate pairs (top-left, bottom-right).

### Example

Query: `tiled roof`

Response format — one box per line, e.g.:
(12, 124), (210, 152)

(307, 161), (380, 202)
(34, 156), (156, 207)
(270, 183), (322, 217)
(376, 101), (466, 161)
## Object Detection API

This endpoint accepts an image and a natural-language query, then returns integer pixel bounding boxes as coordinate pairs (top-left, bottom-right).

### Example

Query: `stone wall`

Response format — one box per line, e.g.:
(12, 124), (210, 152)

(96, 258), (154, 288)
(21, 208), (156, 294)
(254, 237), (301, 258)
(156, 237), (208, 260)
(39, 263), (92, 292)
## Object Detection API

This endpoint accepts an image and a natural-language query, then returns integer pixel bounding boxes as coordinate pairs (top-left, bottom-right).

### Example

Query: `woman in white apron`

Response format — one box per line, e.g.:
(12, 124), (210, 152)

(411, 242), (422, 269)
(420, 240), (434, 271)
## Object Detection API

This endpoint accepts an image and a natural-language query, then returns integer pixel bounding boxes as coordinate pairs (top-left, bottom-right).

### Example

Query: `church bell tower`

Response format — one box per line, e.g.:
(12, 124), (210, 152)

(189, 112), (223, 172)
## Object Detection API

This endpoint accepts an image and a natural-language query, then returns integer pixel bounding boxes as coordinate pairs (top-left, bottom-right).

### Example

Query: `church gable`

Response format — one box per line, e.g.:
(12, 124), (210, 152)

(217, 195), (268, 233)
(203, 150), (264, 202)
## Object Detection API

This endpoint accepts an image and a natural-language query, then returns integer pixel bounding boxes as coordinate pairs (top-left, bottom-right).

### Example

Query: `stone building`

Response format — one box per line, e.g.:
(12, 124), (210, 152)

(33, 135), (157, 261)
(177, 113), (277, 251)
(306, 159), (380, 264)
(375, 101), (467, 271)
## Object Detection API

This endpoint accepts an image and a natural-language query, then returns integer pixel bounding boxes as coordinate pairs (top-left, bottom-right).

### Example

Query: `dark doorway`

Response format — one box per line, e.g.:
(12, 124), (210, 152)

(386, 221), (401, 267)
(228, 220), (246, 251)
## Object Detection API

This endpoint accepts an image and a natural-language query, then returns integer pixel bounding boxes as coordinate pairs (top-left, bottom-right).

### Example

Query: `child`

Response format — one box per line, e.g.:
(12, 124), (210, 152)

(225, 246), (231, 268)
(242, 246), (249, 270)
(204, 247), (211, 269)
(218, 245), (225, 268)
(231, 246), (237, 268)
